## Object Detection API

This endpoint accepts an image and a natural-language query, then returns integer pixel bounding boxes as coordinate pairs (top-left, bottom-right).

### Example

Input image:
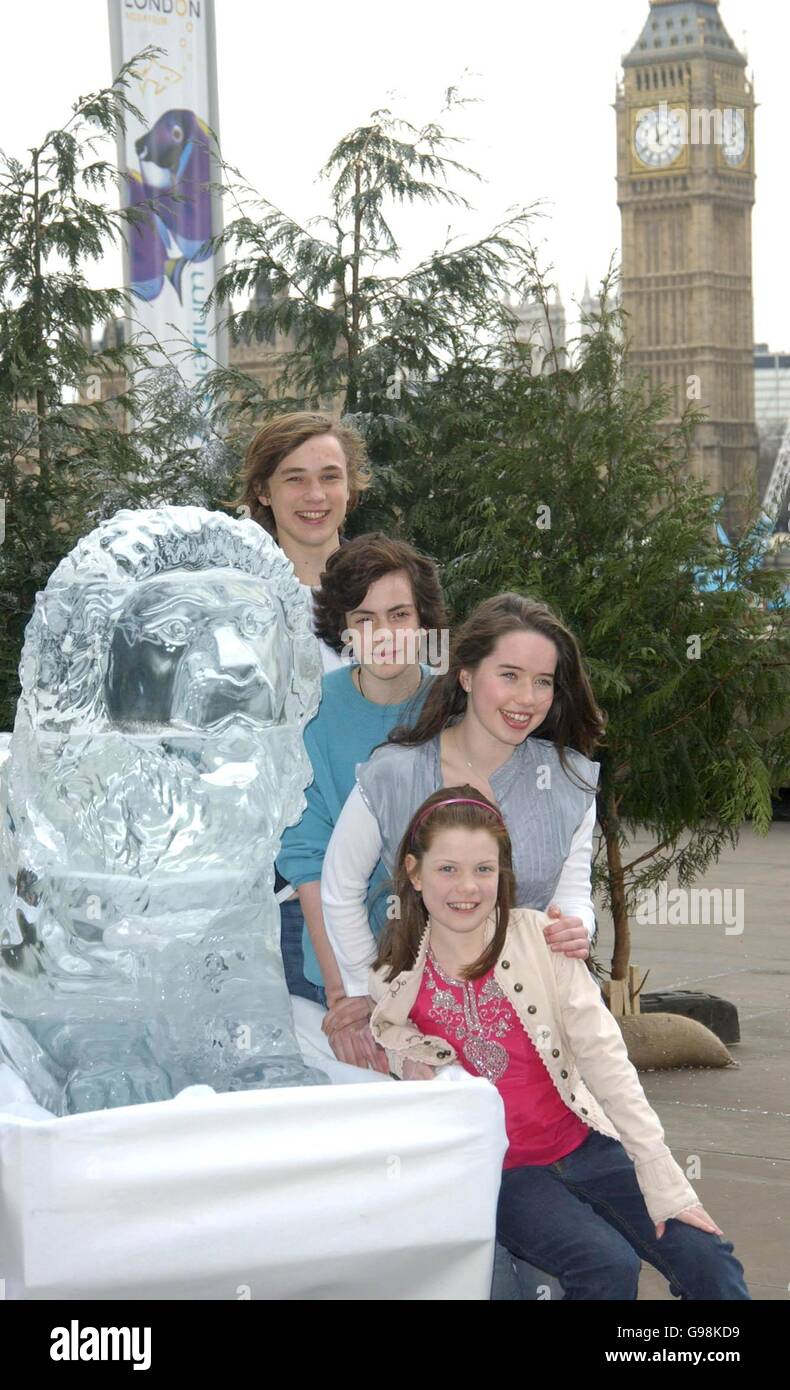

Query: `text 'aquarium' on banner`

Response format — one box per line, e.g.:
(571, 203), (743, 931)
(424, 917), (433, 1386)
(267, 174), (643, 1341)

(108, 0), (226, 389)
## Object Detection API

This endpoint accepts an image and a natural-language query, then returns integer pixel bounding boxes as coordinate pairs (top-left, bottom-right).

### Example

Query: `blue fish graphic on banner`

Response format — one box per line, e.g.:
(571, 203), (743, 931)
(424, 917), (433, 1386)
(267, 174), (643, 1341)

(127, 109), (214, 304)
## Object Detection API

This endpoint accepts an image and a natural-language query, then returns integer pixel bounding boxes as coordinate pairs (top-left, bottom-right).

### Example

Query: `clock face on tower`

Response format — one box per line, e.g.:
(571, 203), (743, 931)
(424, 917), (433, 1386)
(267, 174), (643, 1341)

(633, 106), (686, 169)
(721, 109), (748, 167)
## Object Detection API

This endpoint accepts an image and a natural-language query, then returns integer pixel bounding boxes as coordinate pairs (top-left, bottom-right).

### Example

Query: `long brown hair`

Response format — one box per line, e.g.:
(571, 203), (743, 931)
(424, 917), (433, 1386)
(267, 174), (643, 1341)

(313, 532), (448, 654)
(374, 785), (515, 983)
(385, 592), (605, 781)
(231, 411), (372, 535)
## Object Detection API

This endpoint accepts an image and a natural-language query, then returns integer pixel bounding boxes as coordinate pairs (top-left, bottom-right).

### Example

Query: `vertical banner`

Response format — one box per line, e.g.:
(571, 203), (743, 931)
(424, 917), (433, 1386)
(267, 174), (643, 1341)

(108, 0), (226, 389)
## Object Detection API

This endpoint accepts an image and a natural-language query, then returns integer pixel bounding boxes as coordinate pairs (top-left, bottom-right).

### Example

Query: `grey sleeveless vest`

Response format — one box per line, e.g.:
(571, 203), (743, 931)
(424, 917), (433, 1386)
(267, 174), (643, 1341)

(355, 732), (599, 911)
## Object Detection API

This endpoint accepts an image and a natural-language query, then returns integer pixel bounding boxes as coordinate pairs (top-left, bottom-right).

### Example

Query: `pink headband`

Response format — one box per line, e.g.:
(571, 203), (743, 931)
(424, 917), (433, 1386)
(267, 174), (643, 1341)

(409, 797), (506, 847)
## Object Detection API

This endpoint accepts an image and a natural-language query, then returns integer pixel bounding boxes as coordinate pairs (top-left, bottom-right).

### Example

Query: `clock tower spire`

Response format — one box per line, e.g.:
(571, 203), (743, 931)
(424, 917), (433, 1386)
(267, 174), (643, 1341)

(615, 0), (757, 530)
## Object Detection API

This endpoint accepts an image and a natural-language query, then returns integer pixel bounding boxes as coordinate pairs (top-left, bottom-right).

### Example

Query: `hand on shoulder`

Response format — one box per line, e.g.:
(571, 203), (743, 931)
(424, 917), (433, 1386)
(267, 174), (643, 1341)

(542, 903), (590, 959)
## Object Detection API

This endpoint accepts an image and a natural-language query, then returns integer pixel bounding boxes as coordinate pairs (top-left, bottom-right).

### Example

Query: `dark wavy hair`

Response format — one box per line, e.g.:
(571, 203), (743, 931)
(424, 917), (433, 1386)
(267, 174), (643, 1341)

(373, 785), (515, 983)
(385, 592), (605, 784)
(313, 532), (448, 655)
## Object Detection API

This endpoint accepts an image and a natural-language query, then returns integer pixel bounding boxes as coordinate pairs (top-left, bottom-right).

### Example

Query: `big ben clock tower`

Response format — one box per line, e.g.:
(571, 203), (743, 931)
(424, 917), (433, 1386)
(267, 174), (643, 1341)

(616, 0), (758, 530)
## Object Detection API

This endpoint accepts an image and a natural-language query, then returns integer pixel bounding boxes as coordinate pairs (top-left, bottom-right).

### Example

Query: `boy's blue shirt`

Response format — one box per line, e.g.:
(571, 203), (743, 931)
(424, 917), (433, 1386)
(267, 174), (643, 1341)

(277, 663), (434, 987)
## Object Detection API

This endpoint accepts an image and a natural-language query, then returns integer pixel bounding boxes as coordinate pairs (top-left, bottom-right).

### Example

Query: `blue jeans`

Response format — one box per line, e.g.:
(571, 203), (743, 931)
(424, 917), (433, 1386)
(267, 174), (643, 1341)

(497, 1130), (751, 1301)
(279, 897), (327, 1008)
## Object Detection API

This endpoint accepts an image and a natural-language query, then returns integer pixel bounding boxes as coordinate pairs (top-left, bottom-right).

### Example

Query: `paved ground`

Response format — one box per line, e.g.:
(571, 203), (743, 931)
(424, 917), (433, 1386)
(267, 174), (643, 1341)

(591, 822), (789, 1301)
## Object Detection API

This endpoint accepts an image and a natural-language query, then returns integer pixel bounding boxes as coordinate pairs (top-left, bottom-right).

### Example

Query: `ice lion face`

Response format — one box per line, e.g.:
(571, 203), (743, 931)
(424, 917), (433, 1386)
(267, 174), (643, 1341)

(0, 507), (326, 1114)
(105, 569), (290, 732)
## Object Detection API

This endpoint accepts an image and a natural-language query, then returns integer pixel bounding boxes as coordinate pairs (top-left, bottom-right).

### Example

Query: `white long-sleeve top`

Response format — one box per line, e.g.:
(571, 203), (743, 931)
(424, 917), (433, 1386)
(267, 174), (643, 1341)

(321, 785), (597, 997)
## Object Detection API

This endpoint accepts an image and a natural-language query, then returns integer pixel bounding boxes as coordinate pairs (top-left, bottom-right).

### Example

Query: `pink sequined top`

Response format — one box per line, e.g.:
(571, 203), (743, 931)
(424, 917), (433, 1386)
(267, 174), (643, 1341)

(410, 951), (590, 1169)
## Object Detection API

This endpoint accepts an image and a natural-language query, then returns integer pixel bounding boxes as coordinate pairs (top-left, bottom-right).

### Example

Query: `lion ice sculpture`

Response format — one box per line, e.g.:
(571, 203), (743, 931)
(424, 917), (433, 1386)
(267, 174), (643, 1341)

(0, 506), (327, 1115)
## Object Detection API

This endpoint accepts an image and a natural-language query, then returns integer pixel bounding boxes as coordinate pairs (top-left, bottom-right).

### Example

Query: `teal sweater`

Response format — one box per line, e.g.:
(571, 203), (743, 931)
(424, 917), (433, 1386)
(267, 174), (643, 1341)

(277, 664), (434, 986)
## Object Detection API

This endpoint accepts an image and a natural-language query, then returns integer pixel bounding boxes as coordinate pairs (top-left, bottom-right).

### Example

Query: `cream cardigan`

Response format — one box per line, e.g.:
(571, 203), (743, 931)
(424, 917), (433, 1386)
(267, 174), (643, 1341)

(368, 906), (701, 1226)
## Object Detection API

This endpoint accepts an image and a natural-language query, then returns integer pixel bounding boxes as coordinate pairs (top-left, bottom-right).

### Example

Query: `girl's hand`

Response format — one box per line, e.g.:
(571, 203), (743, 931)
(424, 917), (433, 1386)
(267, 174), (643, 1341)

(325, 1021), (375, 1069)
(319, 994), (387, 1071)
(323, 1018), (390, 1072)
(321, 993), (372, 1038)
(358, 1023), (392, 1074)
(402, 1057), (437, 1081)
(655, 1204), (723, 1240)
(543, 904), (589, 958)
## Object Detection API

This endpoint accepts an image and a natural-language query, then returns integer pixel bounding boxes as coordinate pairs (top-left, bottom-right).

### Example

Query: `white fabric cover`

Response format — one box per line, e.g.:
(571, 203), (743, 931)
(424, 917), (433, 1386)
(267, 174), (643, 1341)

(0, 1000), (506, 1300)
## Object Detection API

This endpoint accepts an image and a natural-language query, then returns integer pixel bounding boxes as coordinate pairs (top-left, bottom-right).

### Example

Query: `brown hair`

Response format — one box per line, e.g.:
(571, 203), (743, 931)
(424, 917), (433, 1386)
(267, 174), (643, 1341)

(374, 785), (515, 983)
(232, 412), (372, 536)
(384, 592), (605, 779)
(313, 532), (448, 655)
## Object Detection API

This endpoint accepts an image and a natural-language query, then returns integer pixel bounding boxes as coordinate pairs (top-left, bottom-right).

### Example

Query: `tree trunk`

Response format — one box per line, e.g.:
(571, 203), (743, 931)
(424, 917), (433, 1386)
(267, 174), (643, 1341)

(603, 799), (631, 982)
(345, 161), (363, 414)
(31, 147), (49, 479)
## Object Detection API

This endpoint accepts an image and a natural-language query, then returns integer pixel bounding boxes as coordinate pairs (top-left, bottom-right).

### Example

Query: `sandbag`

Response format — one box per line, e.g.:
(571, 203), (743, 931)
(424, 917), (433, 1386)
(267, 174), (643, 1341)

(617, 1012), (737, 1070)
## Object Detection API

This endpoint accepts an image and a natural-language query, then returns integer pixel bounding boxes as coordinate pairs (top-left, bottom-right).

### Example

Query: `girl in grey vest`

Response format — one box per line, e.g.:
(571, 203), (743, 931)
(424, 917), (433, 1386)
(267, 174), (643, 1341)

(321, 592), (604, 998)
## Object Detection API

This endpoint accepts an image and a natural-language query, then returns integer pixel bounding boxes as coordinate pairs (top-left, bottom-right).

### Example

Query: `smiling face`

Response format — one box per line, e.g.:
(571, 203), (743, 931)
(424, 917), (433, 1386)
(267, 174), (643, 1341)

(344, 569), (423, 682)
(405, 826), (500, 935)
(461, 629), (558, 748)
(257, 434), (350, 551)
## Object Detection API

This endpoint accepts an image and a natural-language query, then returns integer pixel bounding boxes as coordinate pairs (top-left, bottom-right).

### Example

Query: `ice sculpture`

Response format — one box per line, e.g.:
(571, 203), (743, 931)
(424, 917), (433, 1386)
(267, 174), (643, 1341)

(0, 506), (327, 1115)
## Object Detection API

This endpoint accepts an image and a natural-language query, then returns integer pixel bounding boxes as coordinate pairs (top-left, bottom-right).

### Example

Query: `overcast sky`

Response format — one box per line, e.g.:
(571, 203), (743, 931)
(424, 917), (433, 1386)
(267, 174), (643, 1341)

(2, 0), (787, 348)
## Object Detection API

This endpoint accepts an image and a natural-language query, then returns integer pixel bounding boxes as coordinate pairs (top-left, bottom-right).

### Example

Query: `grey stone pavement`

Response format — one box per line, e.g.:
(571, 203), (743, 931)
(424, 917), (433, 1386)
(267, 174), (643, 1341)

(591, 822), (789, 1302)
